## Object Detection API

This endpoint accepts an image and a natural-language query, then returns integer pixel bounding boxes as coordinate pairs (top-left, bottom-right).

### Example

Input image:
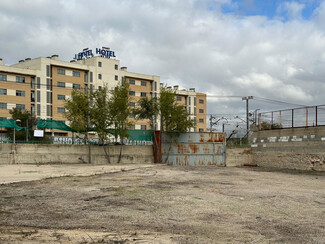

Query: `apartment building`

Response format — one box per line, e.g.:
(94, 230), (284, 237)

(171, 86), (207, 132)
(0, 48), (206, 133)
(0, 59), (37, 119)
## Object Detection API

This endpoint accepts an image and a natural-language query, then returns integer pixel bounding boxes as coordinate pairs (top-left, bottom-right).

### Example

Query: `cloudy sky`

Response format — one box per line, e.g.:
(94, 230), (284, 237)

(1, 0), (325, 125)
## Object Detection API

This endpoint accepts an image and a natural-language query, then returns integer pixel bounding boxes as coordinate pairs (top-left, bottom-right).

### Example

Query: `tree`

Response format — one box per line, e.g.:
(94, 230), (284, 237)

(64, 89), (93, 163)
(108, 82), (132, 163)
(159, 87), (194, 135)
(260, 121), (281, 130)
(91, 87), (112, 163)
(8, 108), (38, 141)
(159, 87), (194, 163)
(134, 96), (159, 130)
(135, 87), (194, 163)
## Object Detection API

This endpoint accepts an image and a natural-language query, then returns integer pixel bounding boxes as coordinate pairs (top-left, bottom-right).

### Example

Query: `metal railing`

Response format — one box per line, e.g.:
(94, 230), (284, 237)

(258, 105), (325, 130)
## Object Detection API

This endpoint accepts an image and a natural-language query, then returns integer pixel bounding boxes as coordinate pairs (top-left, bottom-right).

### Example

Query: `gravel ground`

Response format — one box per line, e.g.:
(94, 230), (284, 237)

(0, 165), (324, 243)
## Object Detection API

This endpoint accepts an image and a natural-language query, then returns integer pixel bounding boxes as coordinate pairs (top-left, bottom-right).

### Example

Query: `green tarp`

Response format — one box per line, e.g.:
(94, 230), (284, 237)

(37, 119), (73, 132)
(0, 118), (26, 131)
(36, 119), (154, 141)
(128, 130), (154, 141)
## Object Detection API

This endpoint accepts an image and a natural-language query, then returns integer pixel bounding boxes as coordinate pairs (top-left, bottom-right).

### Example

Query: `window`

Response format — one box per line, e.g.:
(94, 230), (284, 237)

(89, 72), (93, 83)
(199, 109), (204, 114)
(58, 82), (65, 88)
(130, 125), (135, 130)
(140, 92), (146, 97)
(115, 64), (118, 70)
(0, 103), (7, 109)
(57, 69), (65, 75)
(98, 61), (102, 67)
(16, 104), (25, 110)
(47, 105), (52, 116)
(141, 81), (146, 86)
(98, 86), (102, 91)
(199, 118), (204, 123)
(31, 91), (35, 102)
(115, 75), (118, 81)
(129, 113), (135, 118)
(154, 81), (157, 91)
(129, 80), (135, 85)
(189, 97), (191, 105)
(46, 78), (52, 90)
(46, 65), (51, 77)
(98, 74), (102, 79)
(37, 91), (40, 102)
(0, 74), (7, 81)
(130, 102), (135, 107)
(46, 92), (52, 103)
(57, 107), (65, 113)
(73, 84), (81, 89)
(129, 91), (135, 96)
(16, 90), (25, 97)
(31, 77), (35, 88)
(199, 99), (204, 104)
(0, 89), (7, 95)
(194, 97), (197, 106)
(199, 128), (204, 132)
(73, 71), (80, 77)
(57, 95), (65, 100)
(16, 76), (25, 83)
(37, 104), (40, 116)
(37, 77), (40, 89)
(141, 125), (147, 130)
(176, 96), (182, 101)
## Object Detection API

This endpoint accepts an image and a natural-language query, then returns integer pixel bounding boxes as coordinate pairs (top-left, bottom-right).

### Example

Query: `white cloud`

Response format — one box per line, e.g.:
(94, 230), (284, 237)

(0, 0), (324, 116)
(277, 1), (305, 20)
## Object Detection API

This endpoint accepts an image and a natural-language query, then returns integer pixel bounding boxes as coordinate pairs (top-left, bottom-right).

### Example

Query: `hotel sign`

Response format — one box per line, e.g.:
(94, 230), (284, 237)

(73, 47), (116, 60)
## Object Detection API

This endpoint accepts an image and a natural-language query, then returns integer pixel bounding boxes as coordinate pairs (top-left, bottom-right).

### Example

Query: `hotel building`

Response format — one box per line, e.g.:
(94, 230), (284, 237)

(0, 49), (206, 135)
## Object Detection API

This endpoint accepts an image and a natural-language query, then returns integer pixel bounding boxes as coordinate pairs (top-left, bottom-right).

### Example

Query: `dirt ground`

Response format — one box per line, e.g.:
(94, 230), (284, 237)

(0, 164), (324, 243)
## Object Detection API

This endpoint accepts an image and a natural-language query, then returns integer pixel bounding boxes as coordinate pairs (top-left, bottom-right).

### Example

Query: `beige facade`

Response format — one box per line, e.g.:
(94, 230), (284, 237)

(171, 86), (207, 132)
(0, 63), (36, 120)
(0, 54), (206, 133)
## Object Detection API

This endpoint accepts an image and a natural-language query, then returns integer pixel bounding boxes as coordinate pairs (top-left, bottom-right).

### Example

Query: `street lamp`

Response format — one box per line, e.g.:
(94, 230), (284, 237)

(13, 119), (21, 144)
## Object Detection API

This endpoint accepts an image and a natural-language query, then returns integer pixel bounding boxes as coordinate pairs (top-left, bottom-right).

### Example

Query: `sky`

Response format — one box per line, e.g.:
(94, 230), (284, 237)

(1, 0), (325, 129)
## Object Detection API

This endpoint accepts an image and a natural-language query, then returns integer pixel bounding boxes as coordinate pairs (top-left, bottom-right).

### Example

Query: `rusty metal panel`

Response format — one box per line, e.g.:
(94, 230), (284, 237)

(161, 132), (226, 166)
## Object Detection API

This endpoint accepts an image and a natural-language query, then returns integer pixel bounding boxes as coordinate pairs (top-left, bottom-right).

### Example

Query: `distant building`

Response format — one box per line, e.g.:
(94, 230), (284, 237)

(0, 49), (206, 135)
(171, 86), (207, 132)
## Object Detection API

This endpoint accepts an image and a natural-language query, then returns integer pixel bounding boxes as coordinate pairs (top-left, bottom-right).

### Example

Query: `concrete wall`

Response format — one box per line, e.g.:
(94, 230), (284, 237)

(226, 147), (252, 167)
(0, 144), (154, 165)
(251, 127), (325, 171)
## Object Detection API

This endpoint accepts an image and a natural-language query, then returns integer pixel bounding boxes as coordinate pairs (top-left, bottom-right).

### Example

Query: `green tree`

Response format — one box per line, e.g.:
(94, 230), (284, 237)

(8, 108), (38, 141)
(159, 87), (194, 135)
(64, 89), (93, 163)
(134, 96), (159, 130)
(135, 87), (194, 163)
(108, 82), (132, 163)
(91, 87), (112, 163)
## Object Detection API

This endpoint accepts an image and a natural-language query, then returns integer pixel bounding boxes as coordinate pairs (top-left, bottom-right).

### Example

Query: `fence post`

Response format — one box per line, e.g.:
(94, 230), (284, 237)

(316, 106), (318, 126)
(258, 113), (262, 130)
(306, 107), (308, 127)
(279, 110), (282, 128)
(292, 109), (294, 128)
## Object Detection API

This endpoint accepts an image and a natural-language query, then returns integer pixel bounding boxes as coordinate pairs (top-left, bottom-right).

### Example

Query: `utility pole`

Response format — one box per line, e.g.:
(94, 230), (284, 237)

(242, 96), (253, 138)
(209, 115), (227, 132)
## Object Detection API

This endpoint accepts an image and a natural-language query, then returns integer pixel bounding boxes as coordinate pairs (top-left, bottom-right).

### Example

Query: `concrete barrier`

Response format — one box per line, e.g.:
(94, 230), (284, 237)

(0, 144), (154, 165)
(251, 127), (325, 171)
(226, 147), (252, 167)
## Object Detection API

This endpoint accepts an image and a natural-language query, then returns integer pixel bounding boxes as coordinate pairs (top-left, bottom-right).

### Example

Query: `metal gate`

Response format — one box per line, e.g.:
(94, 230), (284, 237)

(161, 132), (226, 166)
